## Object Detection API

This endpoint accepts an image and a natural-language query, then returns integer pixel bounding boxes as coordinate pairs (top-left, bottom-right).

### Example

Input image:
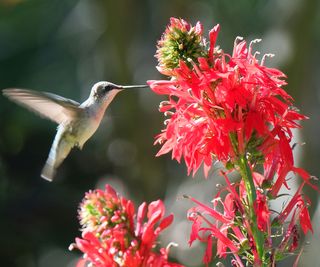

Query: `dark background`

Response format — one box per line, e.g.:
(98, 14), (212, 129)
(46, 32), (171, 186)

(0, 0), (319, 266)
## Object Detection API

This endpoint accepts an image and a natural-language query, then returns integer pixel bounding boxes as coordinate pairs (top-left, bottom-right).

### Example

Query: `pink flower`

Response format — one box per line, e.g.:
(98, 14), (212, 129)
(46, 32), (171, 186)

(71, 185), (183, 267)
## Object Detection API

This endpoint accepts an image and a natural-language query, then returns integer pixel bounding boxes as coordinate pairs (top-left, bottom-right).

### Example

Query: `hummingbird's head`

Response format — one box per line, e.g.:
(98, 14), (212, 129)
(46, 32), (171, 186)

(90, 81), (148, 102)
(90, 81), (122, 102)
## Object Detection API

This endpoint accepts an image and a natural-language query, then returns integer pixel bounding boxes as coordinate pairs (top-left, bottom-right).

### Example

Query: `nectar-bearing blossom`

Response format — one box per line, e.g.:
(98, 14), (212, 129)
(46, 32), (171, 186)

(148, 18), (308, 183)
(186, 172), (314, 266)
(70, 185), (183, 267)
(148, 17), (318, 266)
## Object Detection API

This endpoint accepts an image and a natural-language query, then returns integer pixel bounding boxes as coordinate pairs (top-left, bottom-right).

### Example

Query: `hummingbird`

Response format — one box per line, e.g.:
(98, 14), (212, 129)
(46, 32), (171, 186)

(3, 81), (148, 181)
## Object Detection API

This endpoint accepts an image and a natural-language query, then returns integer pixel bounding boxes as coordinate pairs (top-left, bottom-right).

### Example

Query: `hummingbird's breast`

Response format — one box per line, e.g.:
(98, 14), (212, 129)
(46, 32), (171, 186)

(63, 111), (101, 149)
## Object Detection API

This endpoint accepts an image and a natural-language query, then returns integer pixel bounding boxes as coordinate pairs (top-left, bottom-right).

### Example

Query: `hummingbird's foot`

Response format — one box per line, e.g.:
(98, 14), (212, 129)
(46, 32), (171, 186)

(75, 142), (83, 150)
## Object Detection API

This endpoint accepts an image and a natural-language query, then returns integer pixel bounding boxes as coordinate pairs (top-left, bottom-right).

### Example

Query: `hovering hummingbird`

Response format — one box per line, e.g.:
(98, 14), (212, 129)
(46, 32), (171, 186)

(3, 81), (148, 181)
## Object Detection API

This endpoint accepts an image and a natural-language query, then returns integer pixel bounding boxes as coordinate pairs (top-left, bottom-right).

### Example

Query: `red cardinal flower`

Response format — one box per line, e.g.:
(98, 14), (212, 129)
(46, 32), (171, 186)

(254, 191), (270, 232)
(70, 185), (183, 267)
(185, 171), (314, 266)
(149, 18), (308, 187)
(147, 17), (318, 267)
(275, 182), (313, 235)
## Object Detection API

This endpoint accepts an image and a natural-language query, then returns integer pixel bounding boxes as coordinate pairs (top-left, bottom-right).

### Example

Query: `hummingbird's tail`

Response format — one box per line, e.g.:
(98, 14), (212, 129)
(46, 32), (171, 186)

(41, 162), (56, 182)
(41, 128), (73, 181)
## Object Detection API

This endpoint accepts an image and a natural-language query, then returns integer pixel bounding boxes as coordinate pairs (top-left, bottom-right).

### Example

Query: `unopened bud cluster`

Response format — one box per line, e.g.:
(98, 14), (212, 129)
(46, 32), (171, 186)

(156, 17), (206, 74)
(79, 185), (131, 235)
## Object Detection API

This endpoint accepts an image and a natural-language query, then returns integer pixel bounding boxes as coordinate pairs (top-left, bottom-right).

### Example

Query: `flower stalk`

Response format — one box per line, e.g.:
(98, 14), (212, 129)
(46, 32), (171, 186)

(237, 155), (265, 265)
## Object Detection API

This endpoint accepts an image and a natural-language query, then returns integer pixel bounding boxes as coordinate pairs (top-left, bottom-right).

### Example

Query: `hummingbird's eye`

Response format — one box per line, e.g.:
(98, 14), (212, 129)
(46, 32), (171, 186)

(103, 84), (113, 92)
(93, 85), (107, 99)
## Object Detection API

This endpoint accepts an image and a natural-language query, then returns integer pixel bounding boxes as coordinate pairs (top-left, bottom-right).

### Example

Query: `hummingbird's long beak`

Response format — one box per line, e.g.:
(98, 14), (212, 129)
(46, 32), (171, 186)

(117, 84), (149, 90)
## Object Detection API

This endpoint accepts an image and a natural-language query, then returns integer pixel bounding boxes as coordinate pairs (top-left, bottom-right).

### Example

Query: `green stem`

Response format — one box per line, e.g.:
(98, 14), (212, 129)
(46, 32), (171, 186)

(237, 155), (266, 266)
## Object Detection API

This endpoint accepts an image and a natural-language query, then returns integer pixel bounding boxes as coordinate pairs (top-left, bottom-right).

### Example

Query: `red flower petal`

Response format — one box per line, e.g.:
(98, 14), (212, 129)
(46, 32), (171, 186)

(299, 206), (313, 234)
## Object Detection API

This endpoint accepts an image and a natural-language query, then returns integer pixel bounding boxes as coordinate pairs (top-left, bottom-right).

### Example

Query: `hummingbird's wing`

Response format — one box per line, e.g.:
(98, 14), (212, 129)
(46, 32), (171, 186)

(3, 88), (82, 124)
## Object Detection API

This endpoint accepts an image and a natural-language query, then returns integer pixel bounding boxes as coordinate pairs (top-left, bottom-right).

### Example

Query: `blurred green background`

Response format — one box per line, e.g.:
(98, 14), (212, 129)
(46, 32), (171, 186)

(0, 0), (319, 266)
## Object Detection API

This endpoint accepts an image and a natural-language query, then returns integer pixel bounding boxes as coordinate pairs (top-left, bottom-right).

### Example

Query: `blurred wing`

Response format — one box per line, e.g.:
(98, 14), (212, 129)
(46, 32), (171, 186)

(3, 88), (82, 124)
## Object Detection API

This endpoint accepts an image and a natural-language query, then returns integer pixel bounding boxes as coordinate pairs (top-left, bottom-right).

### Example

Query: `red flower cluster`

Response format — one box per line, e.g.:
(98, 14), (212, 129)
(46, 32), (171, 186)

(70, 185), (183, 267)
(148, 18), (308, 188)
(187, 172), (313, 266)
(149, 18), (318, 266)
